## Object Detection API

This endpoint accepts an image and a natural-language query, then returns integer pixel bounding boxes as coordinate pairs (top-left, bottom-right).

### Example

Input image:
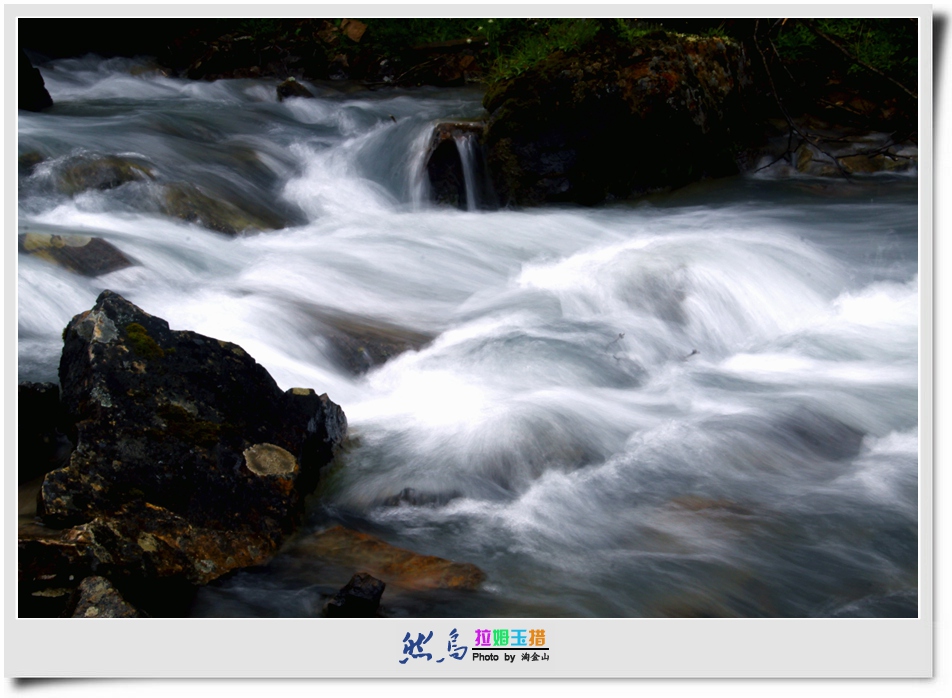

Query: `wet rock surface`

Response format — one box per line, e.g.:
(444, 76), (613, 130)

(159, 181), (288, 236)
(276, 77), (315, 101)
(18, 233), (136, 277)
(324, 572), (386, 617)
(756, 126), (917, 177)
(288, 525), (485, 591)
(314, 312), (434, 375)
(483, 33), (758, 206)
(53, 154), (155, 196)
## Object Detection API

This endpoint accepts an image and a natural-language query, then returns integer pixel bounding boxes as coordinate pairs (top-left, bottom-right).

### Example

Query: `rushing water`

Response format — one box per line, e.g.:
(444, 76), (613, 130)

(18, 56), (919, 618)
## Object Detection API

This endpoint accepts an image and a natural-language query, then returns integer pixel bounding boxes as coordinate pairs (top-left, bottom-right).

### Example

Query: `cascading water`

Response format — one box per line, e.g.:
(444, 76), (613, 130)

(454, 132), (479, 212)
(18, 56), (919, 618)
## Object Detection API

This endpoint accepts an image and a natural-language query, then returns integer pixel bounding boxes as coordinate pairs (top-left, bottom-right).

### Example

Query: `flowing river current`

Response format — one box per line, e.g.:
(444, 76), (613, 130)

(17, 56), (919, 618)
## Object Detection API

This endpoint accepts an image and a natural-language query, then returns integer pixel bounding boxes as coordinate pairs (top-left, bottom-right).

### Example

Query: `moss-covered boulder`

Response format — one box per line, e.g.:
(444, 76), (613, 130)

(483, 33), (760, 206)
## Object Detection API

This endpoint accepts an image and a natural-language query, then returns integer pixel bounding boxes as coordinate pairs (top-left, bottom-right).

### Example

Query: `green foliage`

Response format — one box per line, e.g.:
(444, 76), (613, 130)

(774, 19), (917, 82)
(235, 19), (283, 39)
(488, 19), (602, 80)
(351, 18), (482, 58)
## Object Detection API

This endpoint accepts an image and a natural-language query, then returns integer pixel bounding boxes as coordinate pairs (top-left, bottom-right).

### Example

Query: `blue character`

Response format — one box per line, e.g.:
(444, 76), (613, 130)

(447, 628), (468, 660)
(399, 631), (434, 663)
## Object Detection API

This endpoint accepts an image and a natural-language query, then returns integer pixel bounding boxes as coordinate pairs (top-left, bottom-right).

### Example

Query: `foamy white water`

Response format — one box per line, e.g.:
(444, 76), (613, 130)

(19, 56), (919, 617)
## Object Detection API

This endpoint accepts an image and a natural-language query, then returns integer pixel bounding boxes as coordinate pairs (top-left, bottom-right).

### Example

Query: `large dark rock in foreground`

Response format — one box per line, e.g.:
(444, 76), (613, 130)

(42, 290), (346, 533)
(21, 291), (347, 611)
(19, 49), (53, 112)
(483, 33), (759, 206)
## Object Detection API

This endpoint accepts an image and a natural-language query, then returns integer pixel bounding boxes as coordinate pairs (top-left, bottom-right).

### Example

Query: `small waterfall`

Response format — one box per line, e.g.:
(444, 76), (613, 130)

(454, 132), (479, 212)
(422, 122), (497, 211)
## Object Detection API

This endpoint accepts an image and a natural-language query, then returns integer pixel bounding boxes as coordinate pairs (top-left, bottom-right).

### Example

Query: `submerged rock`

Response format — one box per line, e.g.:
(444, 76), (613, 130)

(313, 312), (433, 375)
(288, 526), (485, 591)
(790, 136), (916, 177)
(18, 233), (136, 277)
(54, 154), (155, 196)
(324, 572), (386, 617)
(483, 33), (758, 206)
(160, 182), (286, 235)
(276, 77), (314, 101)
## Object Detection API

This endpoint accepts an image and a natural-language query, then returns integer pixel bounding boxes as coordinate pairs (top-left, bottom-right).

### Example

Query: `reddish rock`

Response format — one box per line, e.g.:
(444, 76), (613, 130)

(289, 526), (485, 591)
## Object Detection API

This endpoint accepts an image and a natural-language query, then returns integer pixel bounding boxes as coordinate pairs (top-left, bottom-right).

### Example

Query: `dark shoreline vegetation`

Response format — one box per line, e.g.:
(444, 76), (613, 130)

(18, 18), (919, 618)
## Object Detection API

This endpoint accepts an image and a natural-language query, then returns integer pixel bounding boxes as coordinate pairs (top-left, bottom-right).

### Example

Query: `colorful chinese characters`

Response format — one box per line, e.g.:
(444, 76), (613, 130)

(400, 628), (547, 665)
(474, 628), (545, 647)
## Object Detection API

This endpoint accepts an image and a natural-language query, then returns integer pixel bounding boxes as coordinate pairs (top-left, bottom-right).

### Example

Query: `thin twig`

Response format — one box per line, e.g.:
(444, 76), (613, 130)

(753, 20), (852, 178)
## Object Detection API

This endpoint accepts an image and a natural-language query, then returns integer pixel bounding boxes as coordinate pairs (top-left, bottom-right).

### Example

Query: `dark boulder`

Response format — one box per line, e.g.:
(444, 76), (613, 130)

(483, 33), (759, 206)
(324, 572), (386, 617)
(20, 291), (347, 611)
(18, 382), (72, 484)
(42, 290), (346, 535)
(19, 49), (53, 112)
(18, 233), (136, 277)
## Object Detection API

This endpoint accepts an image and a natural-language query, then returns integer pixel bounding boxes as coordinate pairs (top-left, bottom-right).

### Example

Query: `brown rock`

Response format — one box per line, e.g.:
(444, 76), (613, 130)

(64, 502), (279, 585)
(18, 233), (136, 277)
(289, 525), (485, 591)
(276, 78), (314, 102)
(340, 19), (367, 43)
(70, 576), (140, 618)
